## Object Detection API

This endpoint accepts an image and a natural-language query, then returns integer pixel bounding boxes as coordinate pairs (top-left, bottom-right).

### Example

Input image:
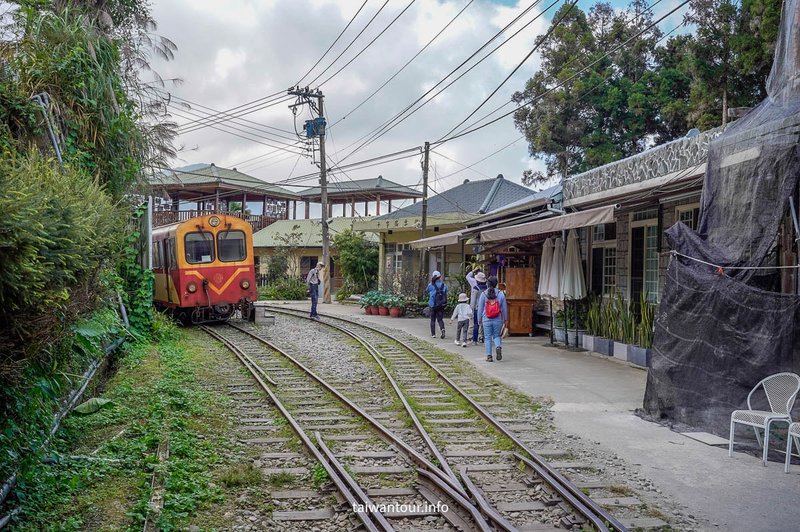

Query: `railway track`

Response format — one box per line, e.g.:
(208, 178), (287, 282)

(202, 324), (492, 531)
(204, 307), (669, 530)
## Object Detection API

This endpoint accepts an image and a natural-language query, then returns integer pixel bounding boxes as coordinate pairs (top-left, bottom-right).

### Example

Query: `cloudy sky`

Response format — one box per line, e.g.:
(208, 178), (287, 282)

(149, 0), (684, 213)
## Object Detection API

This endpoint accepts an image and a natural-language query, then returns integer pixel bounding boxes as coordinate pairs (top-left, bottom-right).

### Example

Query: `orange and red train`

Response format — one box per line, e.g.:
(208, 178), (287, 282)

(152, 214), (257, 324)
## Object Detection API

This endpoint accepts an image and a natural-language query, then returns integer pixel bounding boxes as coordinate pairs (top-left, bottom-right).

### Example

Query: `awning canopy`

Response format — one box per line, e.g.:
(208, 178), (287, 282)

(480, 205), (616, 243)
(408, 229), (468, 249)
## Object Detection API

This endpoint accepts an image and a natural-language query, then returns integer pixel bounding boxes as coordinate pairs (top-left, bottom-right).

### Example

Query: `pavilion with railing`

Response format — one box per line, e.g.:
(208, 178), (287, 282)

(150, 164), (425, 233)
(150, 163), (298, 231)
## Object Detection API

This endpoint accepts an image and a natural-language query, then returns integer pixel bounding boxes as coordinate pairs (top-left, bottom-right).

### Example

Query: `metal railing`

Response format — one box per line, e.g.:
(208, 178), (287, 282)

(153, 209), (283, 231)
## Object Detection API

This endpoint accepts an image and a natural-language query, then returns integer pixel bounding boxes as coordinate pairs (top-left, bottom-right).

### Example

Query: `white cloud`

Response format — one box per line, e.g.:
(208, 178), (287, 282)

(149, 0), (560, 195)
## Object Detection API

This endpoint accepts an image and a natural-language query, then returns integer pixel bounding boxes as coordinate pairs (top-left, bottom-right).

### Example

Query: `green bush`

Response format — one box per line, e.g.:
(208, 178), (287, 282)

(332, 229), (378, 293)
(264, 254), (289, 284)
(0, 150), (122, 378)
(258, 277), (308, 300)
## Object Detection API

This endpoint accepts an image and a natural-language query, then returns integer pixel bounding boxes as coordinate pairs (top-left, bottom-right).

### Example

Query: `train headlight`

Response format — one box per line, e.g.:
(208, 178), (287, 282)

(187, 282), (198, 293)
(240, 279), (251, 290)
(208, 216), (220, 227)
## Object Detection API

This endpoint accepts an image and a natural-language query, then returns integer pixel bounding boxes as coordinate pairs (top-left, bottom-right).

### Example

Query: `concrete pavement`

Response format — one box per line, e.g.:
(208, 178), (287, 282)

(274, 300), (800, 531)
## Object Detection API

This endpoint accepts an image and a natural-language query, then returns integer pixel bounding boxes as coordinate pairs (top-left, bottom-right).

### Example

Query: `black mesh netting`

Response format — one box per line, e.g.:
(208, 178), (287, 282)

(642, 0), (800, 434)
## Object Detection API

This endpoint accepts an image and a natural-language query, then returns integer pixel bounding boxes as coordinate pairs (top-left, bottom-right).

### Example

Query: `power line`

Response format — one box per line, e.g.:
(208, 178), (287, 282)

(168, 107), (309, 155)
(177, 93), (292, 133)
(440, 0), (682, 143)
(305, 0), (392, 86)
(295, 0), (371, 86)
(437, 0), (579, 141)
(435, 0), (692, 146)
(166, 99), (304, 148)
(317, 0), (418, 88)
(331, 0), (474, 127)
(332, 0), (553, 164)
(159, 89), (298, 140)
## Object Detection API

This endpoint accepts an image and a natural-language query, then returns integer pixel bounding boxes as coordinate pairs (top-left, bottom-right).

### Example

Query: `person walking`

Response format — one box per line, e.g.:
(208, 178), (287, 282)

(306, 261), (324, 319)
(426, 270), (448, 338)
(477, 276), (508, 362)
(468, 271), (487, 345)
(450, 293), (472, 347)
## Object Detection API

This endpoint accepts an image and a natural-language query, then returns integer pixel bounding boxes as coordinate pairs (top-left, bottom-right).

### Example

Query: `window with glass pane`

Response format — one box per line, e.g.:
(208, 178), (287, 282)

(678, 207), (700, 230)
(593, 224), (605, 241)
(603, 247), (617, 295)
(644, 226), (659, 301)
(218, 230), (246, 262)
(185, 232), (214, 264)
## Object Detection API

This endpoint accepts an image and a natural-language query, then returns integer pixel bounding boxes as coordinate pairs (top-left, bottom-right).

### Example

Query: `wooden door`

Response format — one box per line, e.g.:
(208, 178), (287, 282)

(504, 267), (535, 335)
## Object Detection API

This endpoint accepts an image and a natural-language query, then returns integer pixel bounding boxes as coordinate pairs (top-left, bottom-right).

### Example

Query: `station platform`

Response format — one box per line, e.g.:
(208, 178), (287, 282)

(273, 301), (800, 532)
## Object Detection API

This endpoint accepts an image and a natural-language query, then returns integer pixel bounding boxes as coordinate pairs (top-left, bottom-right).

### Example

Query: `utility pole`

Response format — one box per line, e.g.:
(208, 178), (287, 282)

(288, 86), (330, 303)
(419, 141), (430, 286)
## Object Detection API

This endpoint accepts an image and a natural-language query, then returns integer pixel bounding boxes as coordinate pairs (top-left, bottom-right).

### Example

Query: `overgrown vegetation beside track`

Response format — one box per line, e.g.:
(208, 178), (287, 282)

(9, 323), (235, 530)
(0, 0), (176, 521)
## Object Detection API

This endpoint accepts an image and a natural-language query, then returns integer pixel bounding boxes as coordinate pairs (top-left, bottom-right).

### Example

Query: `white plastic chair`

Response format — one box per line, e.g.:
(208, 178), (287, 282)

(786, 422), (800, 473)
(728, 372), (800, 466)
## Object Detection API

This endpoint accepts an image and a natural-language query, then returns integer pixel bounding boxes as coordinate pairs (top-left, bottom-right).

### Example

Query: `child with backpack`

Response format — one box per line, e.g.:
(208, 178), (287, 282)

(477, 276), (508, 362)
(426, 270), (448, 338)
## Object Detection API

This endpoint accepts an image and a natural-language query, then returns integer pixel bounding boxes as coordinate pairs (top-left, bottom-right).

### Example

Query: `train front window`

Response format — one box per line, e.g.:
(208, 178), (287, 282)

(218, 230), (247, 262)
(185, 232), (215, 264)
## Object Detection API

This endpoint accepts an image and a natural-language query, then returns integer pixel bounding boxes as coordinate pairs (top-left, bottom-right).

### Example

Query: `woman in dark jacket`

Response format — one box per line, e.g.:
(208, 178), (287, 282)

(426, 270), (448, 338)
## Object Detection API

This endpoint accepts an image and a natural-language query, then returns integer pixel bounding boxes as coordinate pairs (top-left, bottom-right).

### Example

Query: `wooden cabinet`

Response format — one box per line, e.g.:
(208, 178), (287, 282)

(503, 267), (535, 335)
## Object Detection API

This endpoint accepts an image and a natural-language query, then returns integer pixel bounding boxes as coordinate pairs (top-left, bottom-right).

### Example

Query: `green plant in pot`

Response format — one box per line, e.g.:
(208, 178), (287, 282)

(377, 292), (390, 316)
(386, 295), (405, 317)
(583, 295), (602, 352)
(629, 292), (655, 367)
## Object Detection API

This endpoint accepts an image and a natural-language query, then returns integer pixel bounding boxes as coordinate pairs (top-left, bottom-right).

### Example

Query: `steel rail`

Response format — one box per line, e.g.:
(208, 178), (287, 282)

(459, 467), (517, 532)
(264, 308), (459, 484)
(200, 326), (386, 532)
(314, 432), (395, 532)
(265, 306), (628, 532)
(262, 308), (518, 529)
(223, 322), (492, 530)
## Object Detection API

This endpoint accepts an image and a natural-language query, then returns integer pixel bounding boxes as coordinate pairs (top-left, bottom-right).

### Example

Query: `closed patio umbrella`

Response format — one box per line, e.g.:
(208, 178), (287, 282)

(538, 237), (554, 297)
(561, 229), (586, 348)
(538, 237), (555, 343)
(547, 237), (566, 345)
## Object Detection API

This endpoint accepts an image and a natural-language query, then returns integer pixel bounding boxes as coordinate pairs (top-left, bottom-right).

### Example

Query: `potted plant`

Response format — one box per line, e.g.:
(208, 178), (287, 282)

(612, 293), (635, 361)
(387, 295), (405, 317)
(360, 291), (376, 314)
(553, 304), (586, 346)
(593, 297), (615, 356)
(583, 295), (601, 352)
(377, 292), (390, 316)
(629, 293), (655, 367)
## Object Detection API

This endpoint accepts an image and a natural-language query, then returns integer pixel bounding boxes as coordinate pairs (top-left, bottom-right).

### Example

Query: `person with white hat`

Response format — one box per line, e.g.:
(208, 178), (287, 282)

(426, 270), (448, 338)
(468, 270), (488, 345)
(450, 293), (472, 347)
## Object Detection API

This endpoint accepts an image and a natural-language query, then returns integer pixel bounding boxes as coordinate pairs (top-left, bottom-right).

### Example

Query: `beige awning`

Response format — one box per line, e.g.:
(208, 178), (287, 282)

(408, 229), (467, 249)
(480, 205), (616, 243)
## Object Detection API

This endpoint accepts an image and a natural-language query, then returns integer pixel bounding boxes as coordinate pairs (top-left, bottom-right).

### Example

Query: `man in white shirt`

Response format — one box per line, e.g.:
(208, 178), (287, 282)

(306, 261), (324, 319)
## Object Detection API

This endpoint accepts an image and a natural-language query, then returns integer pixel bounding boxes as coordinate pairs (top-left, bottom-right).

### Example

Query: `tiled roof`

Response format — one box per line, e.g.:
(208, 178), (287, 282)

(297, 175), (422, 198)
(152, 163), (298, 198)
(253, 217), (378, 248)
(373, 175), (533, 220)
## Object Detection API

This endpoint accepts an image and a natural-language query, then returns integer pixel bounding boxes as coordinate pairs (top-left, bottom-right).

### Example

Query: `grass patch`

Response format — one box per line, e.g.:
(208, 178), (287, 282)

(609, 484), (634, 496)
(10, 322), (232, 531)
(310, 463), (329, 489)
(219, 463), (262, 488)
(267, 471), (297, 488)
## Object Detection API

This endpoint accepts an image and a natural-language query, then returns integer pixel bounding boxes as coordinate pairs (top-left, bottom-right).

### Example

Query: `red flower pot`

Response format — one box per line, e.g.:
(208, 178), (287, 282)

(378, 306), (390, 316)
(389, 307), (404, 317)
(364, 306), (372, 315)
(367, 305), (378, 315)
